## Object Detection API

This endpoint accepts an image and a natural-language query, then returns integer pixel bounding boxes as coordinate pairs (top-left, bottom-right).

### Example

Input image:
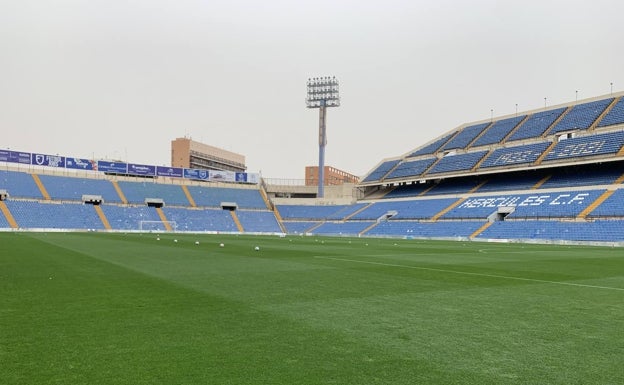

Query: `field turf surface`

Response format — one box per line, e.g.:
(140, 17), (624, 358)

(1, 232), (624, 384)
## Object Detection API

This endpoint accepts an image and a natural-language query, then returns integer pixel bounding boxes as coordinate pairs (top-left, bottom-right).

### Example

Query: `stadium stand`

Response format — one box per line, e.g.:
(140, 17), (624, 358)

(361, 159), (401, 183)
(427, 150), (488, 175)
(186, 186), (266, 209)
(39, 175), (122, 203)
(479, 142), (551, 169)
(542, 130), (624, 163)
(117, 181), (189, 206)
(586, 189), (624, 218)
(507, 107), (566, 141)
(441, 123), (490, 150)
(408, 133), (453, 157)
(471, 115), (526, 147)
(0, 170), (43, 199)
(312, 221), (375, 236)
(236, 210), (281, 233)
(5, 92), (624, 244)
(385, 158), (436, 180)
(547, 98), (613, 135)
(367, 220), (484, 238)
(283, 221), (320, 234)
(598, 97), (624, 127)
(6, 201), (103, 230)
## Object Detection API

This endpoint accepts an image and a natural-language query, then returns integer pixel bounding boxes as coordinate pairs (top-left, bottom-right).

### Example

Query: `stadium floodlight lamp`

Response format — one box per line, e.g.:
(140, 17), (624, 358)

(306, 75), (340, 198)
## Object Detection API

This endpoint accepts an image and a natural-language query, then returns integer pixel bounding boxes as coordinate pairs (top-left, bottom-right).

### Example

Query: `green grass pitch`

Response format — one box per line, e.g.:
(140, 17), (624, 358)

(2, 232), (624, 384)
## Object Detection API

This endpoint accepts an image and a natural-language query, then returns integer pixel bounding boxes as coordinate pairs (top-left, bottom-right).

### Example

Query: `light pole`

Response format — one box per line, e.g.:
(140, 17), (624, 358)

(306, 76), (340, 198)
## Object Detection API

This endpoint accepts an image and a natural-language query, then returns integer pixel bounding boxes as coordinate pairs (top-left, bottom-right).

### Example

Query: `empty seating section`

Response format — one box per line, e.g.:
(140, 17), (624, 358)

(161, 207), (237, 232)
(427, 151), (488, 175)
(361, 160), (400, 183)
(313, 221), (375, 235)
(479, 220), (624, 242)
(283, 221), (319, 234)
(367, 221), (483, 238)
(538, 169), (622, 189)
(587, 189), (624, 218)
(39, 175), (121, 202)
(236, 210), (281, 233)
(0, 210), (8, 228)
(479, 142), (551, 169)
(477, 174), (543, 192)
(351, 198), (456, 220)
(423, 179), (482, 196)
(118, 181), (188, 206)
(441, 123), (490, 150)
(548, 98), (613, 135)
(101, 205), (162, 231)
(277, 204), (354, 220)
(471, 115), (526, 147)
(6, 201), (103, 229)
(442, 190), (604, 219)
(385, 158), (436, 179)
(508, 108), (566, 141)
(326, 203), (368, 220)
(408, 133), (453, 157)
(0, 170), (42, 199)
(543, 130), (624, 163)
(186, 186), (266, 209)
(384, 184), (431, 199)
(598, 98), (624, 127)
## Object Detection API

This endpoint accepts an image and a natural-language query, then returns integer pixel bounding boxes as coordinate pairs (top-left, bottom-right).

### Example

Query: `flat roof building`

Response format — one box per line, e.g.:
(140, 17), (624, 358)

(171, 137), (246, 173)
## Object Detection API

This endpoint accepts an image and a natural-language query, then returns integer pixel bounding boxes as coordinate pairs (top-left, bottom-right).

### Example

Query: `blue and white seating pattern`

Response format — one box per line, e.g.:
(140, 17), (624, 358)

(367, 220), (483, 238)
(351, 198), (457, 220)
(118, 181), (189, 206)
(312, 221), (375, 235)
(587, 189), (624, 218)
(479, 142), (551, 169)
(186, 186), (266, 209)
(6, 201), (103, 230)
(236, 210), (281, 233)
(543, 130), (624, 162)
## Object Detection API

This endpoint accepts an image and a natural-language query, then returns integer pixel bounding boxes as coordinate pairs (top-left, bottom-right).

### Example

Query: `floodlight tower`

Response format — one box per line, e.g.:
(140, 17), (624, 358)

(306, 76), (340, 198)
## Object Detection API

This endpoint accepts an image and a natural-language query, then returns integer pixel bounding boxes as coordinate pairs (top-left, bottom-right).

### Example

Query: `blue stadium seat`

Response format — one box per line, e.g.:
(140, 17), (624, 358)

(471, 115), (526, 147)
(427, 151), (488, 175)
(283, 221), (320, 234)
(385, 158), (436, 180)
(507, 108), (566, 141)
(0, 170), (43, 199)
(598, 98), (624, 127)
(39, 175), (121, 203)
(479, 142), (551, 169)
(548, 98), (613, 135)
(236, 210), (281, 233)
(312, 221), (375, 235)
(543, 130), (624, 163)
(441, 123), (490, 151)
(6, 201), (104, 230)
(408, 133), (454, 157)
(117, 181), (189, 206)
(361, 160), (401, 183)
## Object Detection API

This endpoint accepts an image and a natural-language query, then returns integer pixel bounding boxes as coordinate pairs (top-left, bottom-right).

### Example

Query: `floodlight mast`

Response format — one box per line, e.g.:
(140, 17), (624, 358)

(306, 76), (340, 198)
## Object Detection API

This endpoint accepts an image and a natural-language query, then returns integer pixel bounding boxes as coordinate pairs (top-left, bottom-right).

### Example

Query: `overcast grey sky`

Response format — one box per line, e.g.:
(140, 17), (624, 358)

(2, 0), (624, 179)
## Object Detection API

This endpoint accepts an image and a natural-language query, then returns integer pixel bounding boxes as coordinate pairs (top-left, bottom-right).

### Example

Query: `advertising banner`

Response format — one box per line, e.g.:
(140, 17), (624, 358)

(31, 153), (65, 168)
(156, 166), (184, 178)
(208, 170), (236, 182)
(65, 157), (97, 171)
(127, 163), (156, 177)
(0, 150), (31, 164)
(183, 168), (209, 180)
(98, 160), (128, 174)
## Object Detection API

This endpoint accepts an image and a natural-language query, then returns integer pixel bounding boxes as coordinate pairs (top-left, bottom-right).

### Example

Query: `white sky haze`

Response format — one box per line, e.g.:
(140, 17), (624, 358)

(2, 0), (624, 179)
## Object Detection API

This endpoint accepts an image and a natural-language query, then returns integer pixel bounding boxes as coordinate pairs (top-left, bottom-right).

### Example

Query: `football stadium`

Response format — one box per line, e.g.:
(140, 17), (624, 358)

(3, 91), (624, 384)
